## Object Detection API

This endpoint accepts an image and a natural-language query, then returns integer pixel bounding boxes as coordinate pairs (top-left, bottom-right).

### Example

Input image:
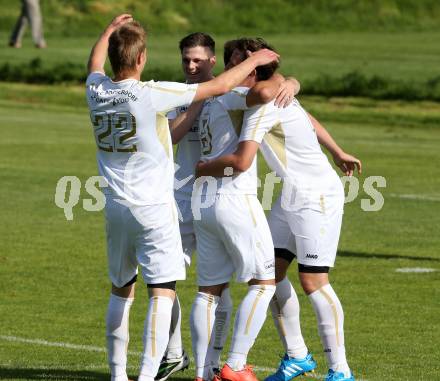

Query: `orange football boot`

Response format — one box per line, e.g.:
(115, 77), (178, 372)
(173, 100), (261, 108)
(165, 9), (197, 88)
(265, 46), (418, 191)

(220, 364), (258, 381)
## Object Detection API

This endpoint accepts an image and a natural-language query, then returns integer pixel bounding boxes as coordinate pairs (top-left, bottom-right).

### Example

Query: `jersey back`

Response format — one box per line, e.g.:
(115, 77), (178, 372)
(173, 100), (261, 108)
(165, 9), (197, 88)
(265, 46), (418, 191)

(86, 72), (197, 205)
(241, 98), (339, 191)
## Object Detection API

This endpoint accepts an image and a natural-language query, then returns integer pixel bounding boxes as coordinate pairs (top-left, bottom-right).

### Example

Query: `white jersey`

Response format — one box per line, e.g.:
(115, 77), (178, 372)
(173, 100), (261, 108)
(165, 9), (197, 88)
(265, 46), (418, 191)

(196, 87), (257, 195)
(240, 98), (340, 193)
(168, 105), (201, 200)
(86, 72), (197, 205)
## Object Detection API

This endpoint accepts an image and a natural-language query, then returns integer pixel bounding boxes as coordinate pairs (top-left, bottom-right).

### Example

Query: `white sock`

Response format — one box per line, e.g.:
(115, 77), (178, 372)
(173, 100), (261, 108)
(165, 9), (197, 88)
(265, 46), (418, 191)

(166, 294), (183, 359)
(207, 287), (233, 369)
(138, 296), (174, 381)
(106, 294), (134, 381)
(227, 285), (276, 371)
(308, 284), (351, 377)
(191, 292), (219, 379)
(270, 277), (308, 358)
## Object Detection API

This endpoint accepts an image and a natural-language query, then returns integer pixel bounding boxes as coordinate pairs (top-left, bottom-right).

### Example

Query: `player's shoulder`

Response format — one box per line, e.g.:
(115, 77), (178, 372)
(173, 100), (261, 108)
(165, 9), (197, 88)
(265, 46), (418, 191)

(216, 86), (249, 112)
(230, 86), (249, 97)
(167, 103), (189, 120)
(86, 71), (108, 87)
(218, 86), (249, 101)
(144, 80), (197, 94)
(245, 98), (277, 119)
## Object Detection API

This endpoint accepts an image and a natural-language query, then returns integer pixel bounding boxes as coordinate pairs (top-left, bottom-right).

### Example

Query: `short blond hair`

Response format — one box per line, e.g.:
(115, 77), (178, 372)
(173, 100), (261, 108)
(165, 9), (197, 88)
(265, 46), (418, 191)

(108, 21), (146, 75)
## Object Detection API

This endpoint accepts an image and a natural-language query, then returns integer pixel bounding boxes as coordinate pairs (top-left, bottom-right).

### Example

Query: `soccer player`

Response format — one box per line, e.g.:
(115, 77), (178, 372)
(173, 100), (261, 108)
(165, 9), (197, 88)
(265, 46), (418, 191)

(196, 38), (361, 381)
(189, 54), (300, 381)
(85, 16), (279, 381)
(158, 33), (299, 381)
(156, 33), (230, 381)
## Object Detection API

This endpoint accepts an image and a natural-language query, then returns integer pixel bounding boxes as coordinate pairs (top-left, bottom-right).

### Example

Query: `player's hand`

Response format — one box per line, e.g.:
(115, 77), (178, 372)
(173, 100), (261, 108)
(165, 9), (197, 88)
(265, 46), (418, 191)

(333, 151), (362, 176)
(107, 14), (133, 31)
(274, 78), (300, 108)
(195, 160), (206, 178)
(247, 49), (280, 66)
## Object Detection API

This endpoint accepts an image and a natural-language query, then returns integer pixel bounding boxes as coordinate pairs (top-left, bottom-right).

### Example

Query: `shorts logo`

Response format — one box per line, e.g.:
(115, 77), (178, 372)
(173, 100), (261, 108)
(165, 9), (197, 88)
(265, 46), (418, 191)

(306, 253), (318, 259)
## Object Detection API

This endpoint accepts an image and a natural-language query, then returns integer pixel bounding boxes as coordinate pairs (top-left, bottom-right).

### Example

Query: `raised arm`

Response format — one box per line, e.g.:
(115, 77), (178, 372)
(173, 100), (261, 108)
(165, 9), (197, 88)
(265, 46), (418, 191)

(87, 14), (133, 74)
(169, 101), (204, 144)
(193, 49), (279, 102)
(195, 141), (260, 177)
(308, 113), (362, 176)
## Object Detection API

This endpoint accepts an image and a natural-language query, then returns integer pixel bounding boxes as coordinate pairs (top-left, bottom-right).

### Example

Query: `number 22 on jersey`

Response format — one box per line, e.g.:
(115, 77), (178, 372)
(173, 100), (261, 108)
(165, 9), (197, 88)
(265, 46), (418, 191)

(90, 111), (137, 153)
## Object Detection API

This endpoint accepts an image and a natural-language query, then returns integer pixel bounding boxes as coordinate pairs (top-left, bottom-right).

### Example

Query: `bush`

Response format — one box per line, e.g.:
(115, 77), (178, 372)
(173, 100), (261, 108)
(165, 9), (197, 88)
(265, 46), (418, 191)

(1, 59), (439, 101)
(0, 58), (87, 84)
(304, 71), (440, 101)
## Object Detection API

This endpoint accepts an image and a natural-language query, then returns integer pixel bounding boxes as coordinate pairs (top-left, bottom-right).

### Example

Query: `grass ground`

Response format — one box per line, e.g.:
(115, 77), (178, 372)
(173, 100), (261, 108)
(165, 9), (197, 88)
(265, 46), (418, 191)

(1, 31), (440, 84)
(0, 81), (439, 381)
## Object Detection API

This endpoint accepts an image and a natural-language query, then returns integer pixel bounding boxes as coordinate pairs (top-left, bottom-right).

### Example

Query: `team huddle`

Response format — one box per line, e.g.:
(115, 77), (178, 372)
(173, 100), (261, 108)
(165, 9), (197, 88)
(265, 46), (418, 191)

(86, 14), (361, 381)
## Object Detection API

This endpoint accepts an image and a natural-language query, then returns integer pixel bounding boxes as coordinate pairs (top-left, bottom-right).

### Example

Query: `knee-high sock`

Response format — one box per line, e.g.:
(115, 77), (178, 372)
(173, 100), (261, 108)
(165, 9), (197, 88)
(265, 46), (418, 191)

(138, 296), (174, 381)
(106, 294), (134, 381)
(190, 292), (219, 379)
(206, 287), (233, 369)
(270, 277), (308, 358)
(308, 284), (350, 376)
(166, 294), (183, 359)
(227, 285), (276, 371)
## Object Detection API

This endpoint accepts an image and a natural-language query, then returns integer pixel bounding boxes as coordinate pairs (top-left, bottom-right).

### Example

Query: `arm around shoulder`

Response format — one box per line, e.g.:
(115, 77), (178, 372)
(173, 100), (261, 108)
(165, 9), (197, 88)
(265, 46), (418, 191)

(246, 73), (285, 107)
(193, 49), (280, 102)
(247, 74), (301, 108)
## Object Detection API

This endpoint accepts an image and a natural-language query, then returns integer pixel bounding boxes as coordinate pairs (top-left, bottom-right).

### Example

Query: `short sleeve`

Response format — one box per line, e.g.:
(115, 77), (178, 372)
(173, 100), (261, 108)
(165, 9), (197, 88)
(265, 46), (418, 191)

(218, 87), (249, 111)
(239, 103), (274, 144)
(167, 108), (178, 120)
(147, 81), (198, 113)
(86, 71), (107, 87)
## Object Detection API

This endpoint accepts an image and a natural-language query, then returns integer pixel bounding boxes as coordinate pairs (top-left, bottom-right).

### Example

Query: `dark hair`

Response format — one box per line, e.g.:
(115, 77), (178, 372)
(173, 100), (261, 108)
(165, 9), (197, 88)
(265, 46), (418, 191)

(223, 39), (239, 66)
(224, 37), (279, 81)
(108, 21), (146, 75)
(179, 32), (215, 55)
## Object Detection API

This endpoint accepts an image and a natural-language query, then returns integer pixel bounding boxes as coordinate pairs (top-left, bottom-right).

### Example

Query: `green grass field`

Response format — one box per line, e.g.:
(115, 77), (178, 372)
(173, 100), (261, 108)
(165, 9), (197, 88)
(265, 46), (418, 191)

(1, 31), (440, 86)
(0, 77), (439, 381)
(1, 13), (440, 379)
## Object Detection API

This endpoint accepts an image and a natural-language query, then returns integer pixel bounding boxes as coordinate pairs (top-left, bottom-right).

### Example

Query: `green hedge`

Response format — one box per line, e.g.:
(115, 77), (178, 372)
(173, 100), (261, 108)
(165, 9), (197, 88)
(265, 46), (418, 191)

(0, 58), (183, 84)
(304, 71), (440, 101)
(1, 59), (439, 101)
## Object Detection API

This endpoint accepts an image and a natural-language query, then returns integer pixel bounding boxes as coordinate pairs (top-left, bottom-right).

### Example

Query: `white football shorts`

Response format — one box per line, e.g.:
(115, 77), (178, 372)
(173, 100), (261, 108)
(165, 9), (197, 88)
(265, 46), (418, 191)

(194, 194), (275, 286)
(104, 193), (186, 287)
(176, 197), (196, 266)
(268, 178), (344, 267)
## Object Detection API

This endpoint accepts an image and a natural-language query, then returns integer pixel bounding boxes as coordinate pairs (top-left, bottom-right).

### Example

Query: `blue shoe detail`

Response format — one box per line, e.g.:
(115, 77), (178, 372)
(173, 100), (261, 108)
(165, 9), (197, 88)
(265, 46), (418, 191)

(264, 353), (317, 381)
(324, 369), (355, 381)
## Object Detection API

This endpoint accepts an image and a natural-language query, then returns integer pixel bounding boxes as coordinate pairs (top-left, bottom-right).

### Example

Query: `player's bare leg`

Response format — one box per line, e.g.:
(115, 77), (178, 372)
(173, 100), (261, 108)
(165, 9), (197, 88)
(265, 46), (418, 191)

(107, 281), (136, 381)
